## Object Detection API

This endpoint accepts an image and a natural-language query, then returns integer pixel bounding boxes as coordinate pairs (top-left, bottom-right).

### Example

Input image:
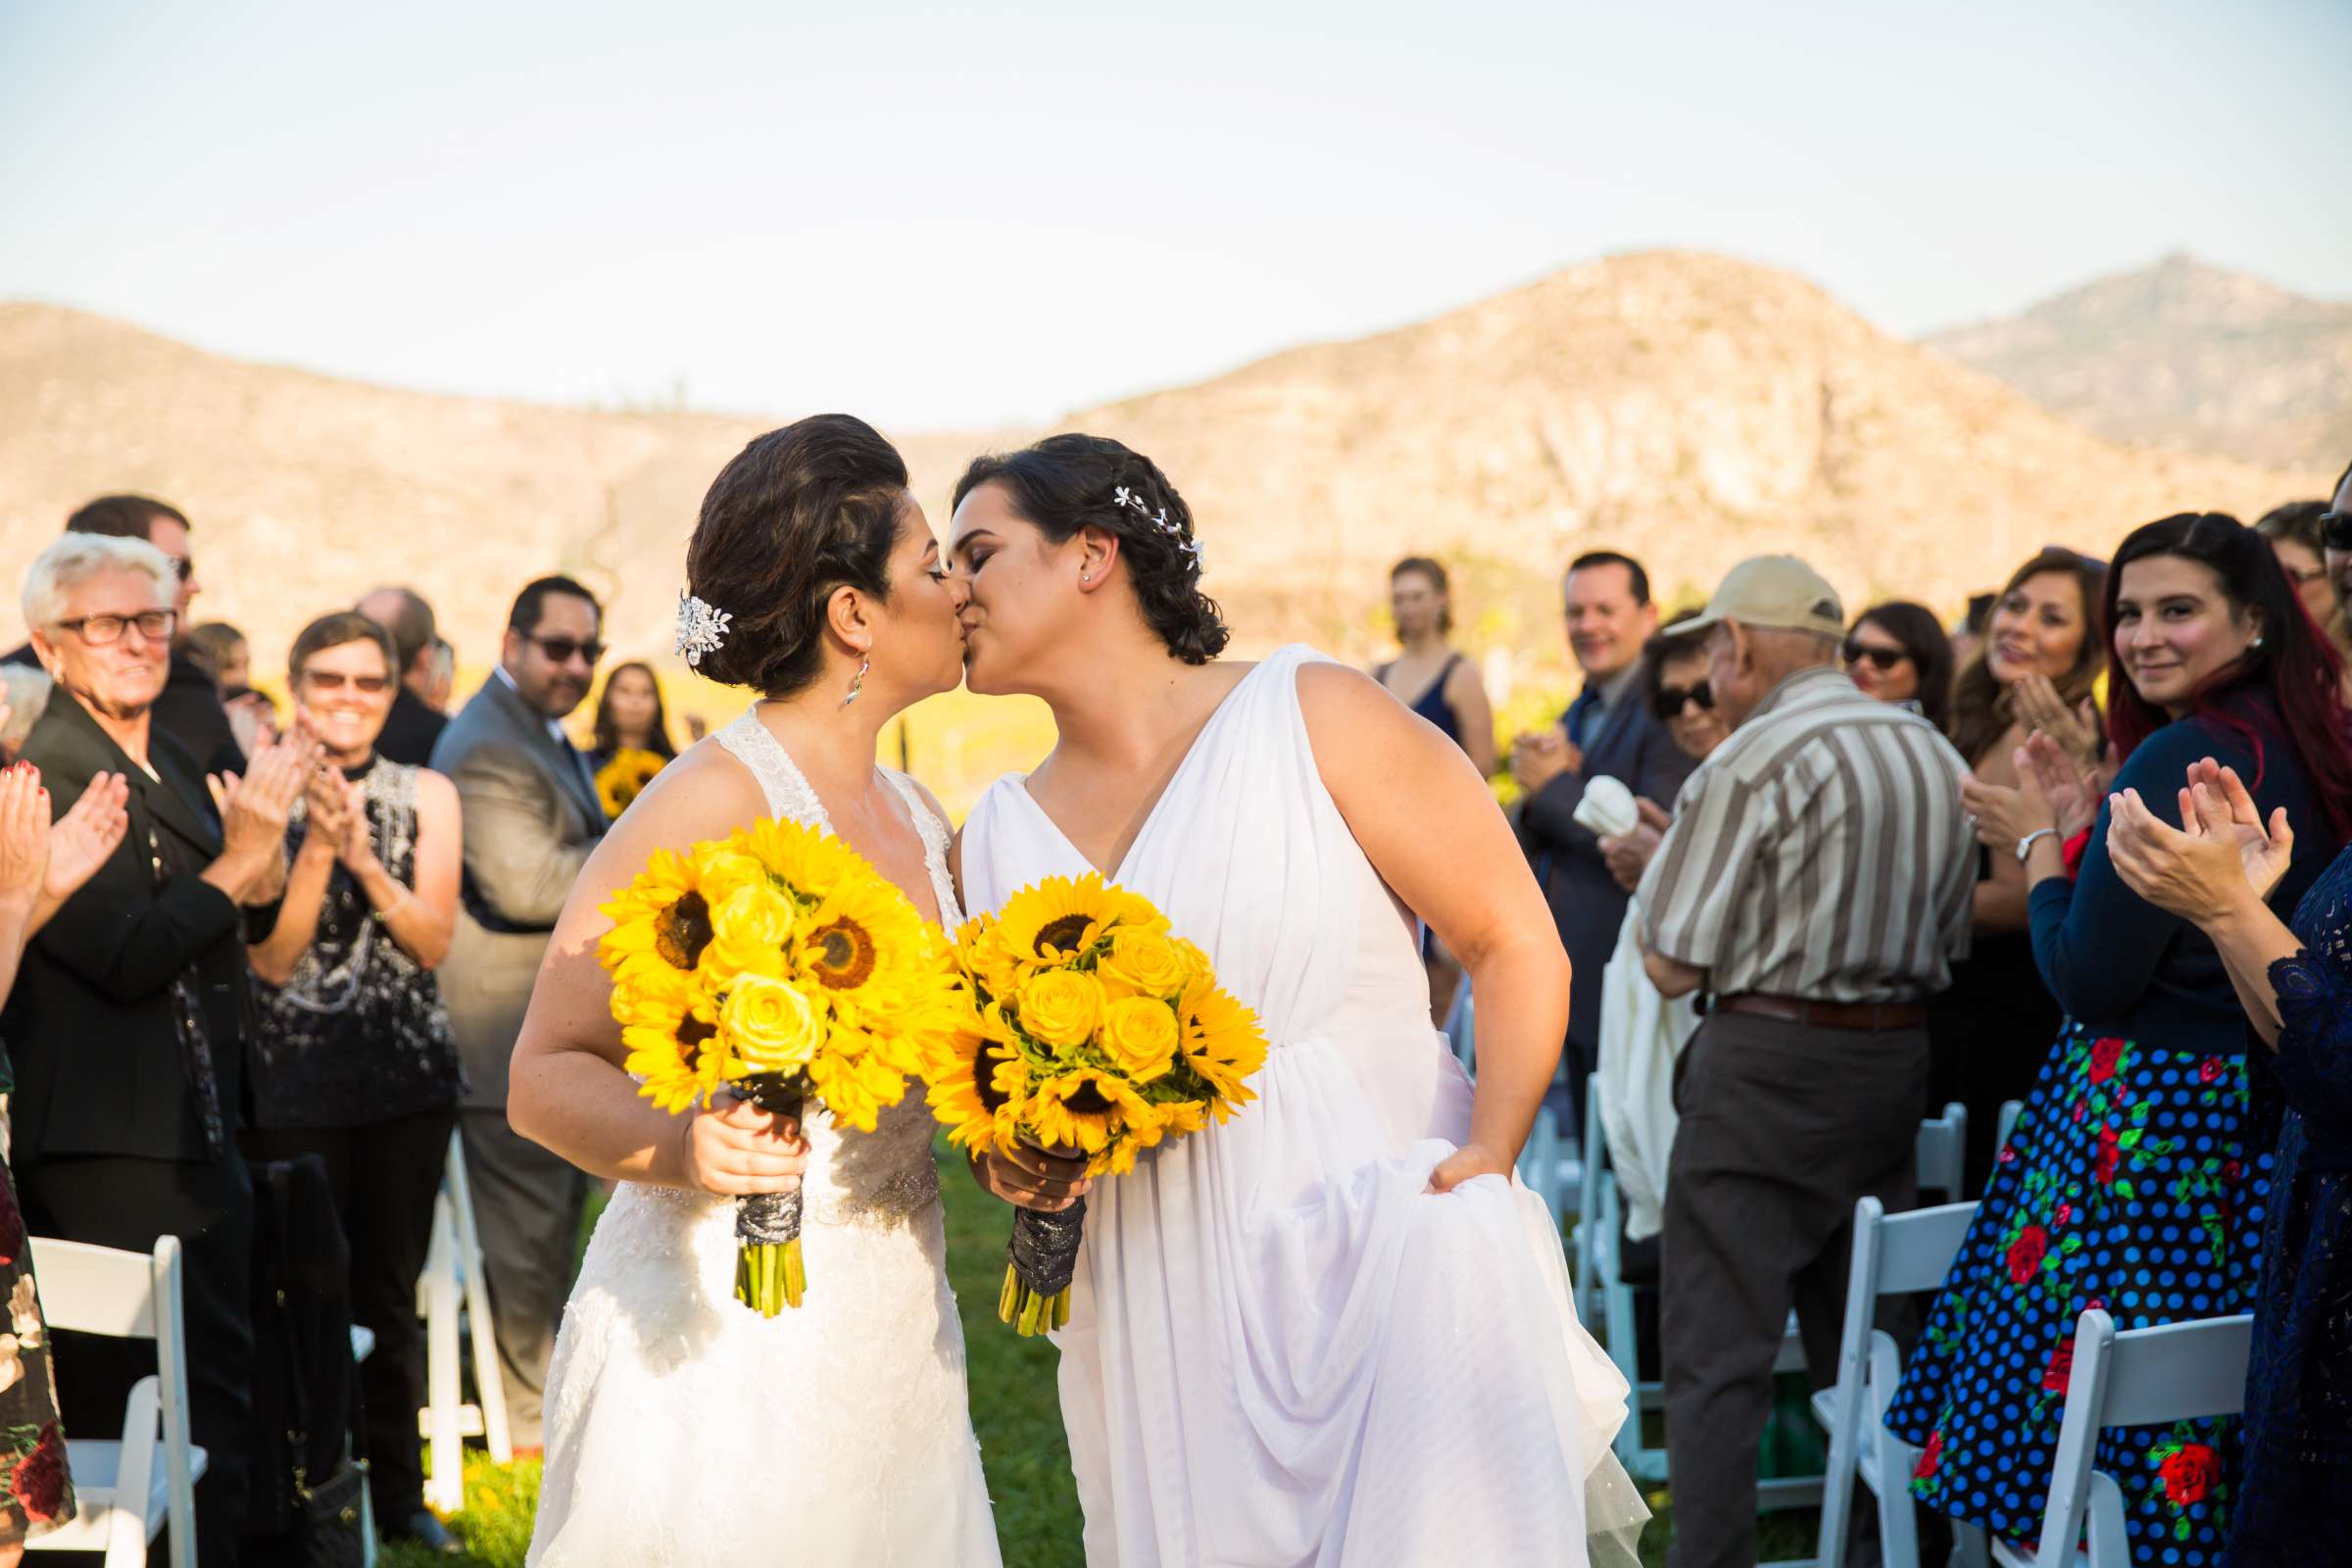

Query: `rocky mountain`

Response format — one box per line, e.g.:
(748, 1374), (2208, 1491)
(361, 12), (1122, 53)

(1923, 253), (2352, 472)
(1, 252), (2321, 725)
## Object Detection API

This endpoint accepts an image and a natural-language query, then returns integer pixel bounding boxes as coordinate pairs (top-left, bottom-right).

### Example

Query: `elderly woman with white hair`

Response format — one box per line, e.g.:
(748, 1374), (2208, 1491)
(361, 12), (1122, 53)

(2, 532), (316, 1565)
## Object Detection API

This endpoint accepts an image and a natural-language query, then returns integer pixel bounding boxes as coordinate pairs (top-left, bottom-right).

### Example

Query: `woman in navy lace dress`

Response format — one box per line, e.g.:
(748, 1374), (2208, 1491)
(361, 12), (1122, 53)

(1884, 514), (2352, 1565)
(2110, 762), (2352, 1562)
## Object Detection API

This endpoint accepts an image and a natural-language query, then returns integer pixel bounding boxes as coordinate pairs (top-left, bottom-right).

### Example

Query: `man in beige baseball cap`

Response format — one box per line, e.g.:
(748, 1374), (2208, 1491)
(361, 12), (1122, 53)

(1632, 550), (1976, 1568)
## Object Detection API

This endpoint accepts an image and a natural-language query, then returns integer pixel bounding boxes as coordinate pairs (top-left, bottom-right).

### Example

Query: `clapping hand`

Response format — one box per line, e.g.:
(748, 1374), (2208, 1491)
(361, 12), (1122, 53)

(300, 759), (352, 852)
(1510, 724), (1581, 794)
(1960, 760), (2058, 857)
(210, 737), (318, 855)
(335, 778), (379, 875)
(2015, 730), (2109, 842)
(0, 764), (50, 910)
(45, 771), (129, 903)
(2010, 675), (2102, 770)
(2107, 760), (2293, 924)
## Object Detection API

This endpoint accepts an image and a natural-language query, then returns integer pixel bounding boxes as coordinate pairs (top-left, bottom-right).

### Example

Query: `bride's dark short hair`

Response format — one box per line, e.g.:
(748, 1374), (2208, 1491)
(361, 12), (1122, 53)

(954, 434), (1230, 665)
(686, 415), (910, 698)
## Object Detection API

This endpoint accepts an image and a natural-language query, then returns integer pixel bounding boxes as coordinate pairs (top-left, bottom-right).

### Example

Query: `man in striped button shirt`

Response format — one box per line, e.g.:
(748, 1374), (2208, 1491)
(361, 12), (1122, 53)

(1635, 555), (1975, 1568)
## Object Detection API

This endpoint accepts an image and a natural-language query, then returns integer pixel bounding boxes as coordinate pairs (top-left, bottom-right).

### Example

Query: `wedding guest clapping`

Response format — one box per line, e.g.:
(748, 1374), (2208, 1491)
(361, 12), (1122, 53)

(5, 531), (315, 1565)
(241, 612), (464, 1553)
(1886, 514), (2352, 1568)
(0, 723), (127, 1561)
(2107, 761), (2352, 1557)
(1930, 546), (2108, 1193)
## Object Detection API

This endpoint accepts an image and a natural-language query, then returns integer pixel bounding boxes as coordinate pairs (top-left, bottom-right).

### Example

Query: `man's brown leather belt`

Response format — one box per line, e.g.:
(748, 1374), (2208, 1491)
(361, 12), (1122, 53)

(1712, 992), (1926, 1032)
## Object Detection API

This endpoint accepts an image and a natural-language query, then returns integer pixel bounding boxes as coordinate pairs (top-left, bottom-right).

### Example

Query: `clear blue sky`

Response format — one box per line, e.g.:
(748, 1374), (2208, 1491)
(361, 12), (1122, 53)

(4, 0), (2346, 430)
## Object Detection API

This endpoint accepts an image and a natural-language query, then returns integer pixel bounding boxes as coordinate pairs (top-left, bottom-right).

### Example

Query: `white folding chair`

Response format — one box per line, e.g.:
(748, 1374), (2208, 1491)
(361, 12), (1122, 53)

(1811, 1197), (1979, 1568)
(1442, 982), (1475, 1073)
(1575, 1084), (1607, 1324)
(418, 1130), (513, 1512)
(1447, 983), (1581, 1226)
(25, 1236), (204, 1568)
(1916, 1102), (1968, 1203)
(1996, 1099), (2025, 1157)
(1984, 1307), (2253, 1568)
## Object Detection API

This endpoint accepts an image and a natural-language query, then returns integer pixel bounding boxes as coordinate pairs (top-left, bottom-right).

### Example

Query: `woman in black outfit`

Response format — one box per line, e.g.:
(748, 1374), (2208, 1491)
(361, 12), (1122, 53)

(242, 612), (465, 1554)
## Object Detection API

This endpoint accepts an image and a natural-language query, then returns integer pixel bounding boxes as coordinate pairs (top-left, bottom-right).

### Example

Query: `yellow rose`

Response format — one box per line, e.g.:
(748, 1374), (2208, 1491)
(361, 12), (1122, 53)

(1016, 968), (1105, 1050)
(709, 883), (797, 978)
(1098, 928), (1191, 1001)
(1101, 995), (1179, 1082)
(721, 972), (825, 1074)
(695, 850), (773, 908)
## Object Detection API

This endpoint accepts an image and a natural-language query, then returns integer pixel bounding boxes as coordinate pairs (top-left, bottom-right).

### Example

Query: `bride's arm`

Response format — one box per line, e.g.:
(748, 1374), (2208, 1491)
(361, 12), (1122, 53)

(506, 753), (810, 1195)
(1298, 662), (1569, 1193)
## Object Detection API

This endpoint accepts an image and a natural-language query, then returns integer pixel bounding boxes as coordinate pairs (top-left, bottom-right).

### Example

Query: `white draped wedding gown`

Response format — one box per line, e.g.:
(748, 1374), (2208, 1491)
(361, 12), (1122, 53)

(959, 646), (1646, 1568)
(526, 710), (1002, 1567)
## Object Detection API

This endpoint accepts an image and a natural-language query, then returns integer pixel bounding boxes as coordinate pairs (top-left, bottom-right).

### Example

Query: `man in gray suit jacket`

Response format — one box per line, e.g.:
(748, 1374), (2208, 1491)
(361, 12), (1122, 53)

(1513, 552), (1694, 1140)
(430, 575), (607, 1450)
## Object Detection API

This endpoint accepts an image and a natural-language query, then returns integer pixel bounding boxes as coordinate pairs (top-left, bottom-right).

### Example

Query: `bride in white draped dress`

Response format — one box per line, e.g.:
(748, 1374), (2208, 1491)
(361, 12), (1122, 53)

(505, 416), (1001, 1567)
(947, 435), (1646, 1568)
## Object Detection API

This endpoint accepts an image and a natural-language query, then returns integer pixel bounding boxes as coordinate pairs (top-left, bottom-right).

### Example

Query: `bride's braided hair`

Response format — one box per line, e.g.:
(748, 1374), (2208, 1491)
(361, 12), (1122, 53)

(953, 434), (1230, 664)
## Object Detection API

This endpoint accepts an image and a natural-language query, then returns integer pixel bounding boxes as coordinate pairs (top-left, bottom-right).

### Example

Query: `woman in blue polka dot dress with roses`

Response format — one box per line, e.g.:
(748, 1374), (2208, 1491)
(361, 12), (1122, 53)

(1886, 514), (2352, 1565)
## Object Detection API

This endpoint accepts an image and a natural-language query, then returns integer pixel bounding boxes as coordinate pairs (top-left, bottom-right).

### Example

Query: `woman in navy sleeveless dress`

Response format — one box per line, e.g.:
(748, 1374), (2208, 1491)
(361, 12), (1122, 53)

(1885, 514), (2352, 1566)
(1375, 557), (1494, 775)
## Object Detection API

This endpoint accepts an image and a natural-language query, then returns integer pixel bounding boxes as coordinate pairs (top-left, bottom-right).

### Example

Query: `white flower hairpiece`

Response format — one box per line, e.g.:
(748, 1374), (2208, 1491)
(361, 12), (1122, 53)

(674, 590), (732, 667)
(1110, 486), (1205, 572)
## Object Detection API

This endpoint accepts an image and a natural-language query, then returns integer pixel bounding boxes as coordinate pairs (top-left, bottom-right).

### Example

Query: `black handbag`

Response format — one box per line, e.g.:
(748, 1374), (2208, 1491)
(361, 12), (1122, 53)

(243, 1152), (370, 1567)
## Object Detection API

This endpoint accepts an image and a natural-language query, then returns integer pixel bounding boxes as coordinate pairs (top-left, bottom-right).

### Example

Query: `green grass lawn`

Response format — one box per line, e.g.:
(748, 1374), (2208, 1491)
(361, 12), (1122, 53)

(381, 1147), (1816, 1567)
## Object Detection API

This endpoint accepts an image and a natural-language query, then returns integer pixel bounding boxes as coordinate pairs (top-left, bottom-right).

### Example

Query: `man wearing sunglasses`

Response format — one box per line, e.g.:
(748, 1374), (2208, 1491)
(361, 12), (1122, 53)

(4, 494), (243, 775)
(428, 574), (609, 1456)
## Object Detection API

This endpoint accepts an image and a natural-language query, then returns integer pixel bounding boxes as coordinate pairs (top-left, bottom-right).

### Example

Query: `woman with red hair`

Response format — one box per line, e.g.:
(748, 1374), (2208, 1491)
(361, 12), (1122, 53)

(1886, 513), (2352, 1566)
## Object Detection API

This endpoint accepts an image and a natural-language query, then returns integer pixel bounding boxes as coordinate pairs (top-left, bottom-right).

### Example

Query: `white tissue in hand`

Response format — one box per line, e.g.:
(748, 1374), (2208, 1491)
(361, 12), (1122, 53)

(1573, 774), (1640, 839)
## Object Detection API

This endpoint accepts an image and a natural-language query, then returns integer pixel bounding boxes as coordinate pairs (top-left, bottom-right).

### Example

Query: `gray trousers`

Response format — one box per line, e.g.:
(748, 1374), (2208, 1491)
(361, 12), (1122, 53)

(1661, 1011), (1928, 1568)
(460, 1106), (588, 1447)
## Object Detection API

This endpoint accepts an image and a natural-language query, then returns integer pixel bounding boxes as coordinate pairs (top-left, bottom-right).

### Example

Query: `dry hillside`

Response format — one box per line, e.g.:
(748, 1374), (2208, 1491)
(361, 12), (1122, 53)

(1, 251), (2322, 695)
(1924, 253), (2352, 474)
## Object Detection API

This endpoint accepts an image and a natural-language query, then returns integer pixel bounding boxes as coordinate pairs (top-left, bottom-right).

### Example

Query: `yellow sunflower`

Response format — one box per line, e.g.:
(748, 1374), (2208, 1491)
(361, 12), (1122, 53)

(994, 874), (1161, 970)
(955, 915), (1026, 1007)
(926, 1034), (1028, 1154)
(1177, 972), (1268, 1114)
(595, 748), (668, 820)
(734, 817), (870, 906)
(795, 874), (931, 1010)
(1027, 1068), (1162, 1167)
(599, 849), (713, 995)
(617, 970), (729, 1113)
(806, 1038), (915, 1133)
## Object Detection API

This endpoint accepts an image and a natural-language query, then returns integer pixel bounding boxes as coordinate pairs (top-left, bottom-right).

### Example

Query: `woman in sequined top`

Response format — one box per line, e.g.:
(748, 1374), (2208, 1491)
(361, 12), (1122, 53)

(243, 611), (464, 1552)
(2109, 760), (2352, 1562)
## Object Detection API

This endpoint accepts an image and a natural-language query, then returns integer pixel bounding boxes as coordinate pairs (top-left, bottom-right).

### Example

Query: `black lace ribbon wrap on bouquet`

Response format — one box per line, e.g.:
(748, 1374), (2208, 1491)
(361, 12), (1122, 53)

(733, 1072), (809, 1315)
(1002, 1195), (1087, 1336)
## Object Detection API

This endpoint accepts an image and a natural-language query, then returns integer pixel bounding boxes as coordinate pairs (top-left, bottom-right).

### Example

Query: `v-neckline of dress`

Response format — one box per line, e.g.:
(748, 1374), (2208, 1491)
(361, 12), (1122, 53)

(1014, 657), (1273, 885)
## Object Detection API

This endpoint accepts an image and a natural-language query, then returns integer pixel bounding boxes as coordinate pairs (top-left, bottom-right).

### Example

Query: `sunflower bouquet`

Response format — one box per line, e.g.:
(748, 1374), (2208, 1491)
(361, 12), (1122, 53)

(594, 747), (667, 819)
(599, 817), (970, 1315)
(926, 873), (1266, 1335)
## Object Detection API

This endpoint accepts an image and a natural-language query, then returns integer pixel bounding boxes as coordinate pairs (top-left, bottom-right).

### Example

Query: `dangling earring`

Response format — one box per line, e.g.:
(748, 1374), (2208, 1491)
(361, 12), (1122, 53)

(844, 654), (870, 707)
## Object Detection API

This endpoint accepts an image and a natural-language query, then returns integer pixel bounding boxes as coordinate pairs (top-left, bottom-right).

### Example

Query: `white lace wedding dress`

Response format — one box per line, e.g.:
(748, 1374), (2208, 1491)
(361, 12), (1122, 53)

(961, 646), (1646, 1568)
(526, 710), (1001, 1567)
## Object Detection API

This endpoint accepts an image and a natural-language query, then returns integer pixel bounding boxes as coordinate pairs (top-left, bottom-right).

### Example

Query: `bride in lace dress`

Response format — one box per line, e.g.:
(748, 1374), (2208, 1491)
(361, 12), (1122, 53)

(507, 416), (1002, 1567)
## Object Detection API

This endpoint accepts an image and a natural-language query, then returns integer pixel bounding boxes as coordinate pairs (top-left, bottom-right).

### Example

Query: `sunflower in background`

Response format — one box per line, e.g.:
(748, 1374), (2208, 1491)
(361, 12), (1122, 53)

(595, 747), (668, 820)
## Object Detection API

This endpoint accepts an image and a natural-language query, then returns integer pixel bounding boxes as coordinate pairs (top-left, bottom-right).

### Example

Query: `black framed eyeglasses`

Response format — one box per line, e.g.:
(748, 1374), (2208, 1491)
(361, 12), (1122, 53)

(1842, 640), (1912, 671)
(55, 610), (176, 646)
(527, 635), (606, 666)
(2321, 511), (2352, 552)
(1652, 680), (1713, 720)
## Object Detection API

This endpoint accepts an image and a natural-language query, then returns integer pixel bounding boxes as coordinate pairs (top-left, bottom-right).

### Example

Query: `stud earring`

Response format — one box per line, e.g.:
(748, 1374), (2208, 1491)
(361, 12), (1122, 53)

(2251, 634), (2267, 651)
(844, 655), (870, 707)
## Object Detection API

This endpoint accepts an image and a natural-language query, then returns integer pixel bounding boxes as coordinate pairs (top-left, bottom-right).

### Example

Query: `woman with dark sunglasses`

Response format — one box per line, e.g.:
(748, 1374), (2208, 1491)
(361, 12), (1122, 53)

(242, 611), (466, 1553)
(1844, 601), (1954, 732)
